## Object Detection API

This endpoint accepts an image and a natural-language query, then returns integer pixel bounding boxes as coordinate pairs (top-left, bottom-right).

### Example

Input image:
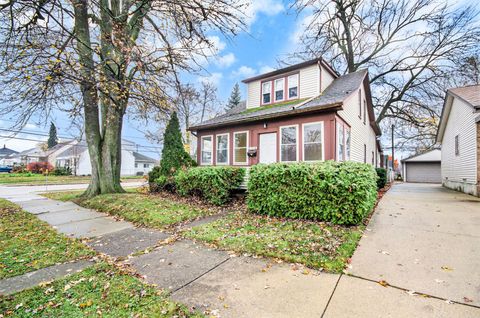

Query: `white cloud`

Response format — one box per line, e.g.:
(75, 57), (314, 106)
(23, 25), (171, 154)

(231, 65), (257, 79)
(259, 65), (275, 74)
(215, 52), (236, 68)
(244, 0), (285, 25)
(206, 35), (226, 54)
(198, 72), (223, 86)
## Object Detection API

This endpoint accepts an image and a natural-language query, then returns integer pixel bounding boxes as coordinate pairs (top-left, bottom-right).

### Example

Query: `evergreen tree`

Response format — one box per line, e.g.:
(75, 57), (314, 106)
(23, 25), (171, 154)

(47, 122), (58, 148)
(159, 112), (195, 176)
(226, 83), (241, 110)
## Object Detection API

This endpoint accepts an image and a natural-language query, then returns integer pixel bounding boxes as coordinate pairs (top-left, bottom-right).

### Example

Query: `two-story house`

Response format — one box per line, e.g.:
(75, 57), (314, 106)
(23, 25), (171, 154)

(189, 58), (382, 167)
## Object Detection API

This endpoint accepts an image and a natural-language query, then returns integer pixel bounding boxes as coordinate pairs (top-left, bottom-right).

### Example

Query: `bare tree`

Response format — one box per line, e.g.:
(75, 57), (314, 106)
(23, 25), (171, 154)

(292, 0), (480, 150)
(0, 0), (246, 196)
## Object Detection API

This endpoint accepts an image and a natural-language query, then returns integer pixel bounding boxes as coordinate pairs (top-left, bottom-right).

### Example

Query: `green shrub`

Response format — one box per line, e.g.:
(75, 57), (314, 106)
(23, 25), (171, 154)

(52, 167), (72, 176)
(148, 166), (161, 183)
(175, 167), (245, 205)
(375, 167), (387, 189)
(247, 161), (377, 225)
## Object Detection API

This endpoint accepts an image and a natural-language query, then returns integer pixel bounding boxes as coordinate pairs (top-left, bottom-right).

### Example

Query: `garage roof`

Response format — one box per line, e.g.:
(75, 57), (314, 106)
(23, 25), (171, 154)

(402, 149), (441, 162)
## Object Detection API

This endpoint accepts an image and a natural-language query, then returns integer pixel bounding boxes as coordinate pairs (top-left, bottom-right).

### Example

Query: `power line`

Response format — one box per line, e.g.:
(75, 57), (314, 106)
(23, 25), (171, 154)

(0, 135), (161, 155)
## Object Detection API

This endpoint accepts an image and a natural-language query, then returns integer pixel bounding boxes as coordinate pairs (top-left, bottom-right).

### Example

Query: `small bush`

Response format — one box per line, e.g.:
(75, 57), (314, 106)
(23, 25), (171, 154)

(247, 161), (377, 225)
(375, 168), (387, 189)
(52, 167), (72, 176)
(26, 162), (54, 174)
(175, 167), (245, 205)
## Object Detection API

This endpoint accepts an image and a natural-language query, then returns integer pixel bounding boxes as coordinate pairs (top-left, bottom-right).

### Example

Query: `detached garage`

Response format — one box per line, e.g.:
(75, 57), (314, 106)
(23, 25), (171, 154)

(402, 149), (441, 183)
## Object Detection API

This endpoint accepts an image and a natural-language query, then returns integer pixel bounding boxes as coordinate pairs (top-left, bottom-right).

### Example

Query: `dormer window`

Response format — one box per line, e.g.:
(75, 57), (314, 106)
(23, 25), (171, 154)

(288, 74), (298, 99)
(275, 78), (284, 102)
(262, 81), (271, 104)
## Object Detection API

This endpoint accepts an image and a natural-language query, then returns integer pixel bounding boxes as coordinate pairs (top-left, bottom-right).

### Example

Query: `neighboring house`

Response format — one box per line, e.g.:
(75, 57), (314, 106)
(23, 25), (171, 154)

(401, 149), (441, 183)
(56, 139), (157, 176)
(2, 142), (74, 166)
(436, 84), (480, 196)
(0, 145), (18, 166)
(189, 58), (382, 167)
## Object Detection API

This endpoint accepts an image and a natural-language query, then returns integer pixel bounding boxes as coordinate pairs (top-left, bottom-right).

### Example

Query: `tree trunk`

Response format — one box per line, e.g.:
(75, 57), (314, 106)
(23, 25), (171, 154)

(73, 0), (125, 197)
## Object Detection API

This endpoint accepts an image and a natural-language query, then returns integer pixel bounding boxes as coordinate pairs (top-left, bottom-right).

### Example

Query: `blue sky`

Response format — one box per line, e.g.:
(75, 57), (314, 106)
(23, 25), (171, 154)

(0, 0), (297, 159)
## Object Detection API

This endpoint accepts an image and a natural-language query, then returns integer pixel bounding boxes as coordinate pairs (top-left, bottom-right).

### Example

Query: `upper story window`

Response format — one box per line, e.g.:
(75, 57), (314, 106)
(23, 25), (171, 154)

(363, 98), (367, 125)
(280, 125), (298, 162)
(288, 74), (299, 99)
(201, 135), (213, 165)
(455, 135), (459, 156)
(262, 82), (271, 104)
(275, 78), (284, 102)
(358, 89), (362, 118)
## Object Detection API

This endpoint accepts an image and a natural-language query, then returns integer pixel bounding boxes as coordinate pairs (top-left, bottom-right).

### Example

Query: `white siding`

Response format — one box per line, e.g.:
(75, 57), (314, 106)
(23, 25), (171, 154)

(337, 84), (378, 166)
(321, 67), (335, 91)
(299, 64), (320, 99)
(441, 97), (477, 184)
(246, 80), (261, 109)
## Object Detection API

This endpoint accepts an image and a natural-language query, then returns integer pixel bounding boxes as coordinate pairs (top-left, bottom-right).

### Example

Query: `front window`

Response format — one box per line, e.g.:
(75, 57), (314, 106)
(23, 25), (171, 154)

(234, 132), (248, 165)
(288, 74), (299, 99)
(201, 135), (213, 165)
(216, 133), (229, 165)
(337, 123), (345, 161)
(280, 125), (298, 162)
(262, 82), (271, 104)
(144, 163), (149, 168)
(275, 78), (284, 101)
(303, 122), (324, 161)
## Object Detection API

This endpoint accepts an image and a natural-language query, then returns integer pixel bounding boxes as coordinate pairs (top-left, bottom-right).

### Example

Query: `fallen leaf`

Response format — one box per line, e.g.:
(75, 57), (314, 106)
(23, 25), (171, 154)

(463, 297), (473, 303)
(378, 280), (389, 287)
(441, 266), (453, 271)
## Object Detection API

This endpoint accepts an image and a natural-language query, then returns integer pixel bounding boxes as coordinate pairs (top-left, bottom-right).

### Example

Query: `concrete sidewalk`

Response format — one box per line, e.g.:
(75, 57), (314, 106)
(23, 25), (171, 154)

(1, 183), (478, 317)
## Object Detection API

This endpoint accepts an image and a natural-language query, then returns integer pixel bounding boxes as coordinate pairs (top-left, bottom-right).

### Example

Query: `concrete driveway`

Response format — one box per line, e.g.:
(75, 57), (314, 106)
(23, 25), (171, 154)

(347, 183), (480, 308)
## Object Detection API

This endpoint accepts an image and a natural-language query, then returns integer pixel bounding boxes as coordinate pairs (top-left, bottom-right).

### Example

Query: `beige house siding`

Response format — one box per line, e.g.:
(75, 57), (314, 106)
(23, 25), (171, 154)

(299, 64), (320, 99)
(321, 66), (335, 92)
(441, 97), (477, 191)
(246, 80), (261, 109)
(337, 82), (378, 166)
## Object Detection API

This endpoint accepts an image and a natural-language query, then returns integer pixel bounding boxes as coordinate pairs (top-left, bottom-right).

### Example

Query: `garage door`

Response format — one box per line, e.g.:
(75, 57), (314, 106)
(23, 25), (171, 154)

(405, 162), (441, 183)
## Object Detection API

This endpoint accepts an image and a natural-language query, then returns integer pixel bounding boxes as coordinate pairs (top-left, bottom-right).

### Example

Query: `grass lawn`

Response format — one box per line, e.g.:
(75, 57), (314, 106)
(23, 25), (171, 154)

(0, 173), (143, 185)
(183, 211), (364, 273)
(0, 199), (94, 279)
(42, 192), (217, 230)
(0, 262), (202, 318)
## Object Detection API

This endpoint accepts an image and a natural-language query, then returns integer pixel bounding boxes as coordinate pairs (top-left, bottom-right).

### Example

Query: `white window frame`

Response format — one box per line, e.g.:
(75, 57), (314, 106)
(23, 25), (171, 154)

(233, 131), (249, 165)
(280, 124), (299, 163)
(200, 135), (213, 165)
(345, 128), (351, 161)
(274, 78), (284, 102)
(288, 74), (299, 99)
(262, 81), (271, 105)
(215, 133), (230, 165)
(302, 121), (325, 162)
(336, 123), (345, 162)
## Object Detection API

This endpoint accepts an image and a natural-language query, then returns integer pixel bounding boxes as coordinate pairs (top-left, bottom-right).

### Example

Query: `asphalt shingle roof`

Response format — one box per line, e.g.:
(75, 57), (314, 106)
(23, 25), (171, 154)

(133, 152), (157, 162)
(448, 84), (480, 108)
(189, 69), (369, 130)
(0, 145), (18, 157)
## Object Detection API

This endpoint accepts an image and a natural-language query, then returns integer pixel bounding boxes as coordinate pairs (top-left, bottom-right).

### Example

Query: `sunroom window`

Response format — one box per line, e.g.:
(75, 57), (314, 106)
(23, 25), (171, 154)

(216, 133), (229, 165)
(275, 78), (284, 101)
(262, 81), (271, 104)
(345, 128), (351, 161)
(337, 123), (345, 161)
(303, 122), (324, 161)
(234, 132), (248, 165)
(280, 125), (298, 162)
(201, 135), (212, 165)
(288, 74), (298, 99)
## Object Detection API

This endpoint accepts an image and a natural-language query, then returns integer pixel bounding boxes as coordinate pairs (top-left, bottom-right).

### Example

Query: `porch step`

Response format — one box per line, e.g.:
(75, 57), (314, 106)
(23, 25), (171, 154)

(239, 168), (250, 190)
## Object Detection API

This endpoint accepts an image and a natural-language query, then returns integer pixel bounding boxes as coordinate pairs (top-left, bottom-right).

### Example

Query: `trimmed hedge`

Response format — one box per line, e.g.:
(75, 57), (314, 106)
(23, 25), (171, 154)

(375, 167), (387, 189)
(175, 167), (245, 205)
(247, 161), (377, 225)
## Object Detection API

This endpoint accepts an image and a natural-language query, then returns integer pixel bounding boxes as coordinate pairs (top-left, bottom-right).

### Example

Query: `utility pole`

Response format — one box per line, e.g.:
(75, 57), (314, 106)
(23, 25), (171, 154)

(391, 124), (395, 173)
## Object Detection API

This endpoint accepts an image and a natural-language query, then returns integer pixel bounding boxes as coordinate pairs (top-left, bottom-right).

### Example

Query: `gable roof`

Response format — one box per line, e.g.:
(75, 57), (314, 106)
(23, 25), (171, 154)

(241, 57), (339, 84)
(401, 149), (441, 162)
(190, 69), (381, 136)
(133, 152), (157, 163)
(0, 145), (18, 157)
(436, 84), (480, 143)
